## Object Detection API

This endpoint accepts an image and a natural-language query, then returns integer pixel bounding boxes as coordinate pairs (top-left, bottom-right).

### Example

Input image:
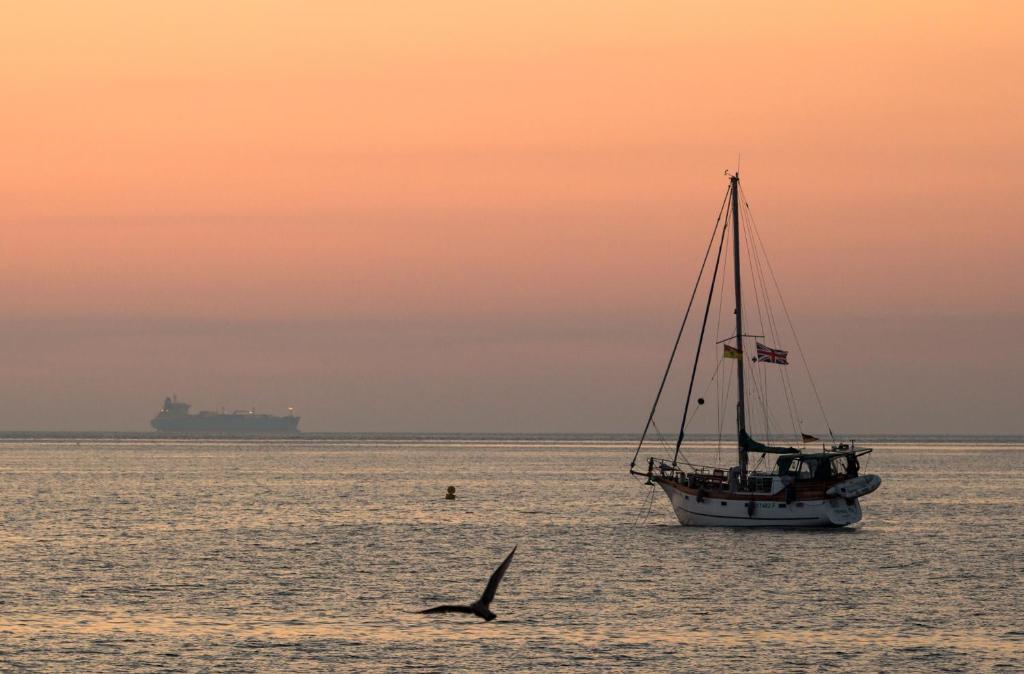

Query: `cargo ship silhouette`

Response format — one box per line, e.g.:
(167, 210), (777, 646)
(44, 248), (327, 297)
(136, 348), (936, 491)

(151, 396), (300, 433)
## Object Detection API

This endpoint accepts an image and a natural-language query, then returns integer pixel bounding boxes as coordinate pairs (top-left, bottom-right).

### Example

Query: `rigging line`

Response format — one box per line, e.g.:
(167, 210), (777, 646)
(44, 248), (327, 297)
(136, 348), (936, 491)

(675, 337), (725, 468)
(635, 484), (653, 525)
(752, 225), (803, 440)
(739, 212), (775, 439)
(640, 485), (657, 525)
(714, 263), (728, 465)
(656, 421), (698, 472)
(632, 483), (657, 527)
(752, 452), (768, 473)
(715, 369), (722, 464)
(717, 359), (734, 466)
(630, 188), (730, 470)
(681, 354), (724, 428)
(741, 201), (801, 440)
(745, 225), (790, 440)
(736, 204), (774, 439)
(760, 362), (773, 439)
(745, 358), (775, 440)
(714, 220), (737, 466)
(745, 210), (785, 440)
(740, 200), (768, 353)
(740, 200), (785, 428)
(715, 215), (730, 341)
(650, 419), (674, 455)
(741, 185), (835, 439)
(674, 202), (731, 463)
(740, 187), (819, 437)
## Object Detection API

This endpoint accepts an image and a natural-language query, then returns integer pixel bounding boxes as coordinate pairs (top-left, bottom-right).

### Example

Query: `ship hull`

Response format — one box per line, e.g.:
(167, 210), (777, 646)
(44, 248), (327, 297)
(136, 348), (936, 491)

(151, 415), (300, 433)
(657, 478), (862, 527)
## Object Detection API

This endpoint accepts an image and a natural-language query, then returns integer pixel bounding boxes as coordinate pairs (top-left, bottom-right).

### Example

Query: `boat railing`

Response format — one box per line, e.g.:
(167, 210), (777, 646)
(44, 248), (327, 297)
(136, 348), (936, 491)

(649, 458), (777, 493)
(652, 459), (727, 484)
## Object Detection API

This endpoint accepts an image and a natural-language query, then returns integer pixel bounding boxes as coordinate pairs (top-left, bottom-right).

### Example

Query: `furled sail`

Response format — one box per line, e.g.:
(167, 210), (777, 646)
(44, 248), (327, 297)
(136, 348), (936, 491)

(739, 430), (800, 455)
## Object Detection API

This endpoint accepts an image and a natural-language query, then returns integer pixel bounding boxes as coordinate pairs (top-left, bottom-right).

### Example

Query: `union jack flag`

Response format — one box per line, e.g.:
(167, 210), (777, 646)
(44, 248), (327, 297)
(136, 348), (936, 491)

(755, 342), (789, 365)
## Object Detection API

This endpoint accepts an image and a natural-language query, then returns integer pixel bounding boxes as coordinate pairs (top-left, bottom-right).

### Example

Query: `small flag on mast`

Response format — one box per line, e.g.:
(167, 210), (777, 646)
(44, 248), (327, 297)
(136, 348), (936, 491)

(723, 344), (743, 359)
(754, 342), (789, 365)
(801, 433), (820, 443)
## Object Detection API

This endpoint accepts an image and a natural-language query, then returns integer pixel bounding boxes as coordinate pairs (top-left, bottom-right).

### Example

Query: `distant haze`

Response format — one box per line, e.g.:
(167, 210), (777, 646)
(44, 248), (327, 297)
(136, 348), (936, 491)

(1, 2), (1021, 433)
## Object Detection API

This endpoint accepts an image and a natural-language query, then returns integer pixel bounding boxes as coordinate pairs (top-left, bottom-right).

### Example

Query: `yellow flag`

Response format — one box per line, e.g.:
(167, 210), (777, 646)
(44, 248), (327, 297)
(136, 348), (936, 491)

(723, 344), (742, 359)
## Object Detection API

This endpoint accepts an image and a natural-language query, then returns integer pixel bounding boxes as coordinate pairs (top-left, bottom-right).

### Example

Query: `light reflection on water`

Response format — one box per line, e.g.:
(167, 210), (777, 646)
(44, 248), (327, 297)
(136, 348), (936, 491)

(0, 435), (1021, 672)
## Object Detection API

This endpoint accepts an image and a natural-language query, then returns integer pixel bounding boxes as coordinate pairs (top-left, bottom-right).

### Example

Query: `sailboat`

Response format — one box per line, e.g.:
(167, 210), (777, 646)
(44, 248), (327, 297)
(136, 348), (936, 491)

(630, 172), (880, 527)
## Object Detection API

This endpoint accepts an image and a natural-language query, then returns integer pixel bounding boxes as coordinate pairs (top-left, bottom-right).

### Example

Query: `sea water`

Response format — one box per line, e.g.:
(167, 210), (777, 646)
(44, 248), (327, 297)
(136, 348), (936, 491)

(0, 434), (1020, 672)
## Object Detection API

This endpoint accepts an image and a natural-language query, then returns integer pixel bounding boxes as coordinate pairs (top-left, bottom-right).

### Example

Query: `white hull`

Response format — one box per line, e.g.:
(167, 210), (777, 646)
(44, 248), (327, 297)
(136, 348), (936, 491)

(659, 482), (862, 527)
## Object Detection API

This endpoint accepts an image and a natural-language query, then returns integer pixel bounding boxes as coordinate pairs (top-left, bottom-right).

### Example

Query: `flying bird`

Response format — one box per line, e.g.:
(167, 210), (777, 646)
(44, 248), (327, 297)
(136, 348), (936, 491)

(418, 546), (516, 621)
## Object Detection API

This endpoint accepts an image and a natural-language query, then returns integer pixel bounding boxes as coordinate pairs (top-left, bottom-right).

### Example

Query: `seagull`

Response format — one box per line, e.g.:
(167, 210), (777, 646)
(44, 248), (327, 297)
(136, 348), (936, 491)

(418, 546), (516, 621)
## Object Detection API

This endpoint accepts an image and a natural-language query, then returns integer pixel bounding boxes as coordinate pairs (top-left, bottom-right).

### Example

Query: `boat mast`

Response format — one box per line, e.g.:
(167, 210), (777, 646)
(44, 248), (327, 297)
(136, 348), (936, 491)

(730, 174), (749, 476)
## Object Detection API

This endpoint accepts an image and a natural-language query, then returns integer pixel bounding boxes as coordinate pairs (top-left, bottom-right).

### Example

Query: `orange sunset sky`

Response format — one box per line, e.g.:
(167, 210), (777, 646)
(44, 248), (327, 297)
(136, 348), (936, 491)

(1, 1), (1021, 432)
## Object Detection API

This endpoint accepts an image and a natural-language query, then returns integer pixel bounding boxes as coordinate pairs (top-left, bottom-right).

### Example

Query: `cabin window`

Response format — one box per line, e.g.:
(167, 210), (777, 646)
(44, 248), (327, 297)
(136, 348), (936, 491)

(720, 501), (727, 506)
(684, 495), (688, 500)
(796, 502), (804, 508)
(777, 456), (794, 475)
(778, 503), (786, 508)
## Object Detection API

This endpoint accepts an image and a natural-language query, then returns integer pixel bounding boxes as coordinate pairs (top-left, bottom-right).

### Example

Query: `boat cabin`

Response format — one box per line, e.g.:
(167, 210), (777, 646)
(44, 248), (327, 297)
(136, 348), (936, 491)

(775, 448), (867, 482)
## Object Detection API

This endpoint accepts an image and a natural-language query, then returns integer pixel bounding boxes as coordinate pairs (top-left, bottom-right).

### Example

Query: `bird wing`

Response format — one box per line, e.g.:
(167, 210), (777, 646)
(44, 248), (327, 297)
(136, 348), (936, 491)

(478, 546), (516, 607)
(419, 604), (477, 615)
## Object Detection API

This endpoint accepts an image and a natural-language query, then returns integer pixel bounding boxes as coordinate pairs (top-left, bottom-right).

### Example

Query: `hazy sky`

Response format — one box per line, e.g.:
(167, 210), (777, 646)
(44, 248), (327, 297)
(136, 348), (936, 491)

(1, 1), (1021, 433)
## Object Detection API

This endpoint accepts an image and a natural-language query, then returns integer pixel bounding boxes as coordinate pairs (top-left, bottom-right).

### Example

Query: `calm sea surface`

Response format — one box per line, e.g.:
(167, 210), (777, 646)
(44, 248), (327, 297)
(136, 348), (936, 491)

(0, 434), (1020, 672)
